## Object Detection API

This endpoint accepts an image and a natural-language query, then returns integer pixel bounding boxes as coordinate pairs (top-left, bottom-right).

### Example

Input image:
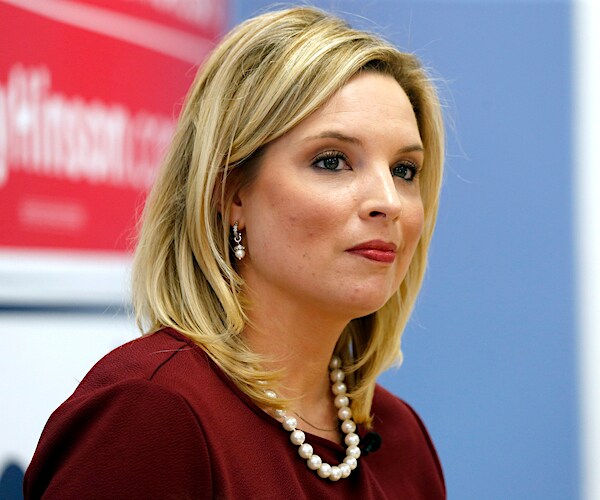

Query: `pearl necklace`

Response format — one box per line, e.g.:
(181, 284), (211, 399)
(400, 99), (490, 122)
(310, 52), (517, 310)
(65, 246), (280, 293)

(265, 355), (361, 481)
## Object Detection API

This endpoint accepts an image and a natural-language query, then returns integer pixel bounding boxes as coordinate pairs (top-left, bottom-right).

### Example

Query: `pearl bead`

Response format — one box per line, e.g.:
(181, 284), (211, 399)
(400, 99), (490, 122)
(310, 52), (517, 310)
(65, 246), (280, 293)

(234, 247), (245, 260)
(332, 382), (347, 395)
(329, 368), (345, 383)
(282, 416), (297, 431)
(334, 394), (350, 408)
(329, 356), (341, 370)
(317, 463), (332, 478)
(341, 419), (356, 434)
(290, 430), (305, 445)
(264, 355), (360, 482)
(298, 443), (313, 459)
(339, 462), (352, 478)
(338, 406), (352, 420)
(347, 445), (361, 459)
(329, 466), (342, 481)
(344, 432), (360, 447)
(307, 454), (322, 470)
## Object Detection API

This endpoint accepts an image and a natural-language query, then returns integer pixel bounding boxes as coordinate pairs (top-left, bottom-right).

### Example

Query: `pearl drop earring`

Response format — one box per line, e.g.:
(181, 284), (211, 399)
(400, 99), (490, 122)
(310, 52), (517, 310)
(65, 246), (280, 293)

(233, 222), (245, 260)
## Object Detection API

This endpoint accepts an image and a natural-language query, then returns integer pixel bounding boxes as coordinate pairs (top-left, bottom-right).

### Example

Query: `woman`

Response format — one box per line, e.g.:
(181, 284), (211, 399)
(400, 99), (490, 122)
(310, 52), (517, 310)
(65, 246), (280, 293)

(25, 6), (445, 499)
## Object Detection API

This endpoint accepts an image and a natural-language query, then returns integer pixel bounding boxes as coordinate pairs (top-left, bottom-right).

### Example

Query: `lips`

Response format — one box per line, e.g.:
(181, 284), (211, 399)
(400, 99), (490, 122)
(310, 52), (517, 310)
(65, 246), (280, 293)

(346, 240), (397, 263)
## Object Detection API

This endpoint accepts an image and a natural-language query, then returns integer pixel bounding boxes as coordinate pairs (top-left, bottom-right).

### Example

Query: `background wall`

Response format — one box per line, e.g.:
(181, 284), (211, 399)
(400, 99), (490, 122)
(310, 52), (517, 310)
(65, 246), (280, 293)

(233, 1), (580, 499)
(2, 1), (596, 499)
(0, 0), (227, 497)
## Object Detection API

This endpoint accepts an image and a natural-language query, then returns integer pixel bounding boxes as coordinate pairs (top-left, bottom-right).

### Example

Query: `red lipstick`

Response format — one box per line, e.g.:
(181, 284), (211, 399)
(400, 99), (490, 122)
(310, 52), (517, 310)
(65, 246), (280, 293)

(346, 240), (397, 263)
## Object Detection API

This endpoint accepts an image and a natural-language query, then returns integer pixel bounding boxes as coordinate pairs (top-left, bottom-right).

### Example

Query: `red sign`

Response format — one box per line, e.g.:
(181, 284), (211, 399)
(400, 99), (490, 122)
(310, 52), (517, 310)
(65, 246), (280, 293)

(0, 0), (227, 252)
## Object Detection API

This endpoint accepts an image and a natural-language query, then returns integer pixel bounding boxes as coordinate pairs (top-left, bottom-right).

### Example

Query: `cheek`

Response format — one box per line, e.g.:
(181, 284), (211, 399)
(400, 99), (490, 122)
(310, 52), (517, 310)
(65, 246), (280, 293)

(398, 200), (425, 269)
(266, 182), (344, 239)
(246, 182), (339, 261)
(404, 193), (425, 236)
(408, 204), (425, 242)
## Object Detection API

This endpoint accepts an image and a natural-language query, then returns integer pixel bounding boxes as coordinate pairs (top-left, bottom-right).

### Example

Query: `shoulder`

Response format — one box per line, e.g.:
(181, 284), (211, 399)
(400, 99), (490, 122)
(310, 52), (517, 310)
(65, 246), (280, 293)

(24, 329), (215, 498)
(371, 384), (432, 435)
(54, 327), (224, 440)
(371, 384), (440, 458)
(25, 378), (212, 498)
(368, 384), (446, 498)
(72, 327), (205, 393)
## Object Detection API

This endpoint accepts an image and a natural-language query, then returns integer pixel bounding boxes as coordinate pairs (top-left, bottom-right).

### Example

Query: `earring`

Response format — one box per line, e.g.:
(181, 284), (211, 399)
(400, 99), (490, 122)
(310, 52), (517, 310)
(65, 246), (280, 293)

(233, 222), (246, 260)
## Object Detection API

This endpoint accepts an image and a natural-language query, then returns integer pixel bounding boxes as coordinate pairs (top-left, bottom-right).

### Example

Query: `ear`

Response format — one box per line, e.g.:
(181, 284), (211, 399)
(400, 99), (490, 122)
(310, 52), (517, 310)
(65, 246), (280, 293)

(228, 189), (245, 229)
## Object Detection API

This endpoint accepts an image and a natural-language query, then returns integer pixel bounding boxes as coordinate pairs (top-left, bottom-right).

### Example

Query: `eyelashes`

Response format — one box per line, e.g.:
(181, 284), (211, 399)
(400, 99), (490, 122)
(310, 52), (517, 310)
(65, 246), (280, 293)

(391, 162), (419, 182)
(312, 150), (420, 182)
(312, 150), (350, 171)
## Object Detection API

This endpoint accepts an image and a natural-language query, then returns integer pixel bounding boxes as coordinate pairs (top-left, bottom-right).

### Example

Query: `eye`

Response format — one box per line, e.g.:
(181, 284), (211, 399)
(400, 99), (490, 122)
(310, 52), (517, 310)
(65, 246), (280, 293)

(392, 161), (419, 182)
(312, 151), (350, 171)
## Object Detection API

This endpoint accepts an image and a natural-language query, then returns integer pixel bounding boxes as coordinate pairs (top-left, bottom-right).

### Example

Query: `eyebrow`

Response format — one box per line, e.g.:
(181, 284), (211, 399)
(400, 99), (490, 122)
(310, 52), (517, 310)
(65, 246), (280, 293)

(303, 131), (424, 154)
(304, 131), (362, 145)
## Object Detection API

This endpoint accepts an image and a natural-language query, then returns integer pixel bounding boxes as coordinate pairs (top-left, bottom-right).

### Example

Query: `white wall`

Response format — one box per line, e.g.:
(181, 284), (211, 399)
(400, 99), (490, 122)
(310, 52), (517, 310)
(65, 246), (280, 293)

(0, 313), (136, 470)
(575, 1), (600, 499)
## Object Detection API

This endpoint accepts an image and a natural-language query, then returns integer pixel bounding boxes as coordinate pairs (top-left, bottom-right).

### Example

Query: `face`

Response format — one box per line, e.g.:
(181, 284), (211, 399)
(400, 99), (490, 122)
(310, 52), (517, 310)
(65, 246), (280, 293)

(231, 72), (425, 320)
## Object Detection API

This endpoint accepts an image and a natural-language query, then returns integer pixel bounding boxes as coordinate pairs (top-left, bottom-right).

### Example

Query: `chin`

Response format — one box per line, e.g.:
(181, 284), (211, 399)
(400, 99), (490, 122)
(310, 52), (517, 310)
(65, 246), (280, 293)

(344, 297), (393, 321)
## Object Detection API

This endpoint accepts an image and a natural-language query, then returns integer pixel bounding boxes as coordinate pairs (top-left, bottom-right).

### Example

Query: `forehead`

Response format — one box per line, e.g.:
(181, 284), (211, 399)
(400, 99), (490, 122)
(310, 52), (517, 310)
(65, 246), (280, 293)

(285, 72), (421, 146)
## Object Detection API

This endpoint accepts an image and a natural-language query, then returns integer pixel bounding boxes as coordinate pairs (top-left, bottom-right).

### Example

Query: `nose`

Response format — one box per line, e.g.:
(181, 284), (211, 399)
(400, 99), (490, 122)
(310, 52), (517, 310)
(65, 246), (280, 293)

(358, 166), (403, 221)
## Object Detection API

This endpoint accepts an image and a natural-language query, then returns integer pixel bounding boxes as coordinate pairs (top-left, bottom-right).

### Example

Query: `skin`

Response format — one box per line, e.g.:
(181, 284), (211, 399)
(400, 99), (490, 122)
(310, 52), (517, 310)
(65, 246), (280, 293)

(229, 72), (424, 439)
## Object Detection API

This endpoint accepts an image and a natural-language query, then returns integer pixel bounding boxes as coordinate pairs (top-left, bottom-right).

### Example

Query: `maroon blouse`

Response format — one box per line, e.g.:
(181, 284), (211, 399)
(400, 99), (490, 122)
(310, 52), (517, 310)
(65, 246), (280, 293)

(24, 328), (445, 499)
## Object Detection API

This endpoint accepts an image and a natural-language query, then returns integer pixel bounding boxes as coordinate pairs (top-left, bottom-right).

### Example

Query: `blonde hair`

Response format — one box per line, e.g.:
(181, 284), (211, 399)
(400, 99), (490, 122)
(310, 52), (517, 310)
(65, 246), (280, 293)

(132, 6), (444, 426)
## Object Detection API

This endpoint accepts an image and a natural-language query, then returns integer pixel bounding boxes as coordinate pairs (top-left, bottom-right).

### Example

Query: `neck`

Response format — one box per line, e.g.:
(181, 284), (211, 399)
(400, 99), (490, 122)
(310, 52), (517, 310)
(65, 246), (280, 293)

(242, 286), (350, 437)
(244, 304), (346, 400)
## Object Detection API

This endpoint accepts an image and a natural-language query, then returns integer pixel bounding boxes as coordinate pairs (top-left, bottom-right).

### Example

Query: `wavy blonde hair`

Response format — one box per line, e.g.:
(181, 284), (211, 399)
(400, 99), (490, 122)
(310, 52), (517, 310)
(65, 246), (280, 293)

(132, 6), (444, 426)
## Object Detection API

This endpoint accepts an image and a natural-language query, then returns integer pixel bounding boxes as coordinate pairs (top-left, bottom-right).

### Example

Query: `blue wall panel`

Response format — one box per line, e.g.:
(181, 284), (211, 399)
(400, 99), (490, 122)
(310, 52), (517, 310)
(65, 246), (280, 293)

(233, 2), (577, 499)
